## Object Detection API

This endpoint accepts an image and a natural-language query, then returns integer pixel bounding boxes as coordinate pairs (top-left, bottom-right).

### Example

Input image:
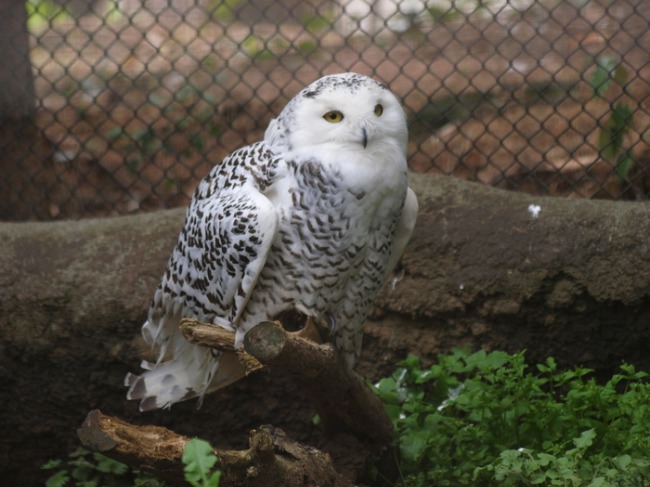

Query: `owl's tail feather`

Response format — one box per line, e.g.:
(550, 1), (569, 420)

(125, 321), (247, 411)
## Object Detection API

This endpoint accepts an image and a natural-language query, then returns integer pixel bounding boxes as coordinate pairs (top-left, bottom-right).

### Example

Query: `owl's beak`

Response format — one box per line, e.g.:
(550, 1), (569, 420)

(361, 127), (368, 148)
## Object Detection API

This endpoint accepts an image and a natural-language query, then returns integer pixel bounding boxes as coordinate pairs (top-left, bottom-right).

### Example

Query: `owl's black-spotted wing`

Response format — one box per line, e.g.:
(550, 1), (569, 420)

(154, 146), (280, 332)
(126, 145), (280, 410)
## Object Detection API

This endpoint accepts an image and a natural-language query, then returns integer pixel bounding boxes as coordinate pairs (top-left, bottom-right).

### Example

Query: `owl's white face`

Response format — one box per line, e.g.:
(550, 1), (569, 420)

(266, 73), (408, 157)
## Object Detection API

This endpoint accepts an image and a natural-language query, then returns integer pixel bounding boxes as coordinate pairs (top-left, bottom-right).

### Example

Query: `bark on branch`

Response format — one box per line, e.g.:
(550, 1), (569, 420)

(180, 318), (394, 445)
(78, 409), (353, 487)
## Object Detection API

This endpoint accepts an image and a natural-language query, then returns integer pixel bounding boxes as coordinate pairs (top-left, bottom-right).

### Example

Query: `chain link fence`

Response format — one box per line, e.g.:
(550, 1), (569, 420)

(1, 0), (649, 221)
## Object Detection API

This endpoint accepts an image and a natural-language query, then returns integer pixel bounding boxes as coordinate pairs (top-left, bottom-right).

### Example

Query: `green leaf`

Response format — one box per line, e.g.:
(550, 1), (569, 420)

(537, 453), (556, 467)
(573, 429), (596, 450)
(45, 470), (70, 487)
(382, 403), (403, 422)
(127, 156), (142, 174)
(92, 453), (128, 475)
(300, 13), (333, 34)
(148, 93), (168, 107)
(612, 102), (633, 128)
(591, 55), (618, 97)
(176, 84), (197, 103)
(182, 438), (221, 487)
(190, 133), (205, 151)
(598, 101), (633, 163)
(297, 40), (317, 55)
(104, 127), (124, 140)
(373, 377), (398, 402)
(616, 151), (635, 179)
(210, 0), (241, 23)
(400, 429), (430, 463)
(614, 64), (629, 85)
(613, 454), (632, 470)
(42, 459), (63, 470)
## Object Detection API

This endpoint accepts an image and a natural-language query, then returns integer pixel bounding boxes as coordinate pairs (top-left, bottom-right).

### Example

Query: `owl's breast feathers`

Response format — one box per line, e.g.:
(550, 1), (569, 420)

(233, 147), (409, 353)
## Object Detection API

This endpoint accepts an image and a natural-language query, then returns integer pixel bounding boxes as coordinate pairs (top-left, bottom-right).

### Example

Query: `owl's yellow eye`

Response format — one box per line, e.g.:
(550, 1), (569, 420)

(374, 104), (384, 116)
(323, 110), (344, 123)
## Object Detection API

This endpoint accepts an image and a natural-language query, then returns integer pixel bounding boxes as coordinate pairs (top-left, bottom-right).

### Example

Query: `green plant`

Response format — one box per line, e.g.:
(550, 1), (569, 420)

(299, 10), (335, 34)
(27, 0), (122, 34)
(478, 428), (650, 486)
(240, 35), (276, 61)
(590, 55), (636, 180)
(373, 349), (650, 486)
(182, 438), (222, 487)
(209, 0), (243, 23)
(42, 448), (165, 487)
(26, 0), (71, 34)
(43, 439), (221, 487)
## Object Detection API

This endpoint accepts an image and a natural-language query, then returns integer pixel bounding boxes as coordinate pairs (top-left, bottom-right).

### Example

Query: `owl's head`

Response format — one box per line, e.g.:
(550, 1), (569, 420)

(265, 73), (407, 156)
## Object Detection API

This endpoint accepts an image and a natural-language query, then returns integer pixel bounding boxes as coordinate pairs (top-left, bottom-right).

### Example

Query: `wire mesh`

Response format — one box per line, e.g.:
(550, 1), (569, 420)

(1, 0), (649, 221)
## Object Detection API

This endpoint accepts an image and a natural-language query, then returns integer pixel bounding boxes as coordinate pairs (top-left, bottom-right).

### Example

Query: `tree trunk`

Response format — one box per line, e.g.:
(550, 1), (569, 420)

(0, 1), (45, 221)
(1, 174), (649, 484)
(0, 0), (35, 120)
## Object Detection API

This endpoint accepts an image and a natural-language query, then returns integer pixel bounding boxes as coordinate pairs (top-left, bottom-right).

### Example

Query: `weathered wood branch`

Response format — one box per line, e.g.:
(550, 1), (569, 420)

(78, 409), (353, 487)
(180, 319), (239, 352)
(180, 319), (393, 445)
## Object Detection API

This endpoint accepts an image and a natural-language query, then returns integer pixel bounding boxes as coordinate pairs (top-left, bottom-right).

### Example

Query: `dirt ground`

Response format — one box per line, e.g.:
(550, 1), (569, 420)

(2, 0), (650, 221)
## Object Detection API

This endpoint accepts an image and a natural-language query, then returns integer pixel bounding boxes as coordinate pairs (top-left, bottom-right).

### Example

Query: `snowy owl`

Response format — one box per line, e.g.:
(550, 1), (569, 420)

(125, 73), (418, 411)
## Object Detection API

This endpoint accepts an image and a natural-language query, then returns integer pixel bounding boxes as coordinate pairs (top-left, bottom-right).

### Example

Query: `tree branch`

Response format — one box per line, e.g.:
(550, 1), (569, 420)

(179, 319), (238, 352)
(77, 409), (353, 487)
(180, 318), (394, 445)
(178, 319), (265, 373)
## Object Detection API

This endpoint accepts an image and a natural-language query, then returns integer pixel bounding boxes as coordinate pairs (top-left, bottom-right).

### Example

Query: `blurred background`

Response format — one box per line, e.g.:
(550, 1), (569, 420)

(1, 0), (649, 221)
